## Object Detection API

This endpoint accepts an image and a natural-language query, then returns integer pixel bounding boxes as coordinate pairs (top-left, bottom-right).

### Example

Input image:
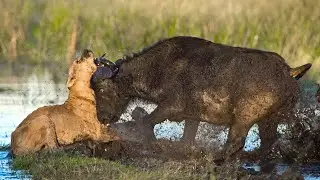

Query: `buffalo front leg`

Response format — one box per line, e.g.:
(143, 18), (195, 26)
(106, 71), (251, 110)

(182, 120), (200, 144)
(134, 106), (171, 143)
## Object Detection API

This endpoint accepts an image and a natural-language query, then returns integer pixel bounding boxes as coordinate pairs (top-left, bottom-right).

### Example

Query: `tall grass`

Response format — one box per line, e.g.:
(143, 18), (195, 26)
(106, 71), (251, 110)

(0, 0), (319, 79)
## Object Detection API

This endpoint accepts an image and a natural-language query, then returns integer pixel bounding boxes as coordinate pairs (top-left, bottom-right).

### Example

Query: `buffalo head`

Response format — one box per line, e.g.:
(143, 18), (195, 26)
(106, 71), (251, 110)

(93, 54), (119, 80)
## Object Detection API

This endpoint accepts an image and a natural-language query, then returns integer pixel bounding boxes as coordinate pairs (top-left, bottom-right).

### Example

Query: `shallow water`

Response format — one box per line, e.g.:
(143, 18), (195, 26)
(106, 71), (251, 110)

(0, 69), (319, 179)
(243, 162), (320, 180)
(0, 151), (30, 180)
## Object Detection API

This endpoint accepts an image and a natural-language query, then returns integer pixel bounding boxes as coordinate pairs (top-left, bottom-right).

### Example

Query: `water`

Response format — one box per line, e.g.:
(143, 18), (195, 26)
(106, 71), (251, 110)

(277, 163), (320, 180)
(0, 68), (319, 179)
(243, 163), (320, 180)
(0, 151), (30, 180)
(0, 68), (67, 179)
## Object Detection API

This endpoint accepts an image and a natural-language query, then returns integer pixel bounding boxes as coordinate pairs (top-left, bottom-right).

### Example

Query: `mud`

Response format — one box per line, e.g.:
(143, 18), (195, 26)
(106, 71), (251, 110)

(60, 138), (309, 179)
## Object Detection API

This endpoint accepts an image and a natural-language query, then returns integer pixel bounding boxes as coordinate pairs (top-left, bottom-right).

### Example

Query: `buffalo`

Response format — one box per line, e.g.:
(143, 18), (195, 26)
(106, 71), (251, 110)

(91, 36), (311, 159)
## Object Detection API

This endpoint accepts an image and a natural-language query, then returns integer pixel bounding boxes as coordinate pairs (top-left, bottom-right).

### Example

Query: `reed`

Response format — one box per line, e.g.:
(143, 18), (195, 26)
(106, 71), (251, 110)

(0, 0), (319, 79)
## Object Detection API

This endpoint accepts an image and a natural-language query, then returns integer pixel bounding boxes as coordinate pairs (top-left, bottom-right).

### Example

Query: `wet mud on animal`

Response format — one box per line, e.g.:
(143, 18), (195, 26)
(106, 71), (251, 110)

(91, 36), (312, 163)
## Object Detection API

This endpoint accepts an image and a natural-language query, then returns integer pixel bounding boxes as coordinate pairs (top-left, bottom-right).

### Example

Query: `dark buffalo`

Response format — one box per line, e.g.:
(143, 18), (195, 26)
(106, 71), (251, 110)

(91, 36), (311, 158)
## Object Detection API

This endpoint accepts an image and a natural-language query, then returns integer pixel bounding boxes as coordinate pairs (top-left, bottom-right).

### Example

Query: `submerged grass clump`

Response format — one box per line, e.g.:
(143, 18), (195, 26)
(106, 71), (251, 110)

(0, 0), (319, 80)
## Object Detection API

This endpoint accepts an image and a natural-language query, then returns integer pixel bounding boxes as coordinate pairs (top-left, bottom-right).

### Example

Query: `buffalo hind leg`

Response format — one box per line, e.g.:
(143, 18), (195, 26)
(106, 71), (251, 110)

(213, 123), (251, 165)
(258, 119), (278, 153)
(225, 123), (251, 160)
(257, 119), (279, 173)
(222, 92), (278, 162)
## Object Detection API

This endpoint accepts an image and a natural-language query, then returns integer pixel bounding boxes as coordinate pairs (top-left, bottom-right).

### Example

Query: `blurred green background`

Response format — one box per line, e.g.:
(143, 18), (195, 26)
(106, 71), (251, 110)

(0, 0), (319, 81)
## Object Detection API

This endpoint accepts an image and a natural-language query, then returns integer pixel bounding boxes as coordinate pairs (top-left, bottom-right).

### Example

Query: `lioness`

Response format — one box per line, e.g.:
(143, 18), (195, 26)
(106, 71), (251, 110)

(11, 49), (121, 156)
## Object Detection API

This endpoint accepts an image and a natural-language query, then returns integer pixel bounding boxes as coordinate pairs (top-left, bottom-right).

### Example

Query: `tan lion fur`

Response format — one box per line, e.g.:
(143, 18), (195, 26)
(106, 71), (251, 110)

(11, 50), (121, 156)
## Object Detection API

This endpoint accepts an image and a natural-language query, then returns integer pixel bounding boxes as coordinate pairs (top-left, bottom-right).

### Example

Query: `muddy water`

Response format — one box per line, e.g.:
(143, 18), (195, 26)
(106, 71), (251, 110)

(0, 69), (319, 179)
(242, 162), (320, 180)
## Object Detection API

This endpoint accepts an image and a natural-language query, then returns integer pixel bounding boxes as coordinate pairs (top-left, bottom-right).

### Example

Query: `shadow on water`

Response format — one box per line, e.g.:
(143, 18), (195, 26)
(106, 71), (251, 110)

(0, 63), (319, 179)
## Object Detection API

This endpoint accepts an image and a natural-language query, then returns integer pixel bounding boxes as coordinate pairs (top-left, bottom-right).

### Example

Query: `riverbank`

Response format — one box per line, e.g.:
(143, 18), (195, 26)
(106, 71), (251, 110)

(8, 140), (320, 180)
(12, 150), (218, 180)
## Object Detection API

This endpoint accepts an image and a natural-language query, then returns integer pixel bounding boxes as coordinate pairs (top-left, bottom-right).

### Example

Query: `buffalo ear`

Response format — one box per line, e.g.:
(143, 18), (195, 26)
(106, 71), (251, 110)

(91, 66), (115, 83)
(105, 67), (114, 78)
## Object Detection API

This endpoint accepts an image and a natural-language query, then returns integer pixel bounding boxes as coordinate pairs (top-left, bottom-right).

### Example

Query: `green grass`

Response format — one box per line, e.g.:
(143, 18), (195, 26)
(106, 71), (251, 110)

(12, 151), (220, 180)
(0, 0), (319, 80)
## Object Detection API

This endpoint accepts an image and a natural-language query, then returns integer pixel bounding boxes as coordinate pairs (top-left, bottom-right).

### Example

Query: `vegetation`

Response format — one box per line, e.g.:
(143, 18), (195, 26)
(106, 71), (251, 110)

(0, 0), (319, 80)
(12, 151), (221, 180)
(2, 1), (318, 178)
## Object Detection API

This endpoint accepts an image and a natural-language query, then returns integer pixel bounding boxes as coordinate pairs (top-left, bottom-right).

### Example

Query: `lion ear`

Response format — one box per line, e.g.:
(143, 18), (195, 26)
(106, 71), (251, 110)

(67, 61), (77, 88)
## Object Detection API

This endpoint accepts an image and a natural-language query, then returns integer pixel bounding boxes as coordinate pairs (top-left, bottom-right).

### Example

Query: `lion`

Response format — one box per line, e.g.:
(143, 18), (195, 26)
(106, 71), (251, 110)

(11, 49), (121, 156)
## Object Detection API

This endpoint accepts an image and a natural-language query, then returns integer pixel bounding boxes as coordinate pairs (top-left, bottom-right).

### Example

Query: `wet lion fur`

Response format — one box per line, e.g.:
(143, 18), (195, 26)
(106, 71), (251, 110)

(92, 36), (311, 157)
(11, 50), (121, 156)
